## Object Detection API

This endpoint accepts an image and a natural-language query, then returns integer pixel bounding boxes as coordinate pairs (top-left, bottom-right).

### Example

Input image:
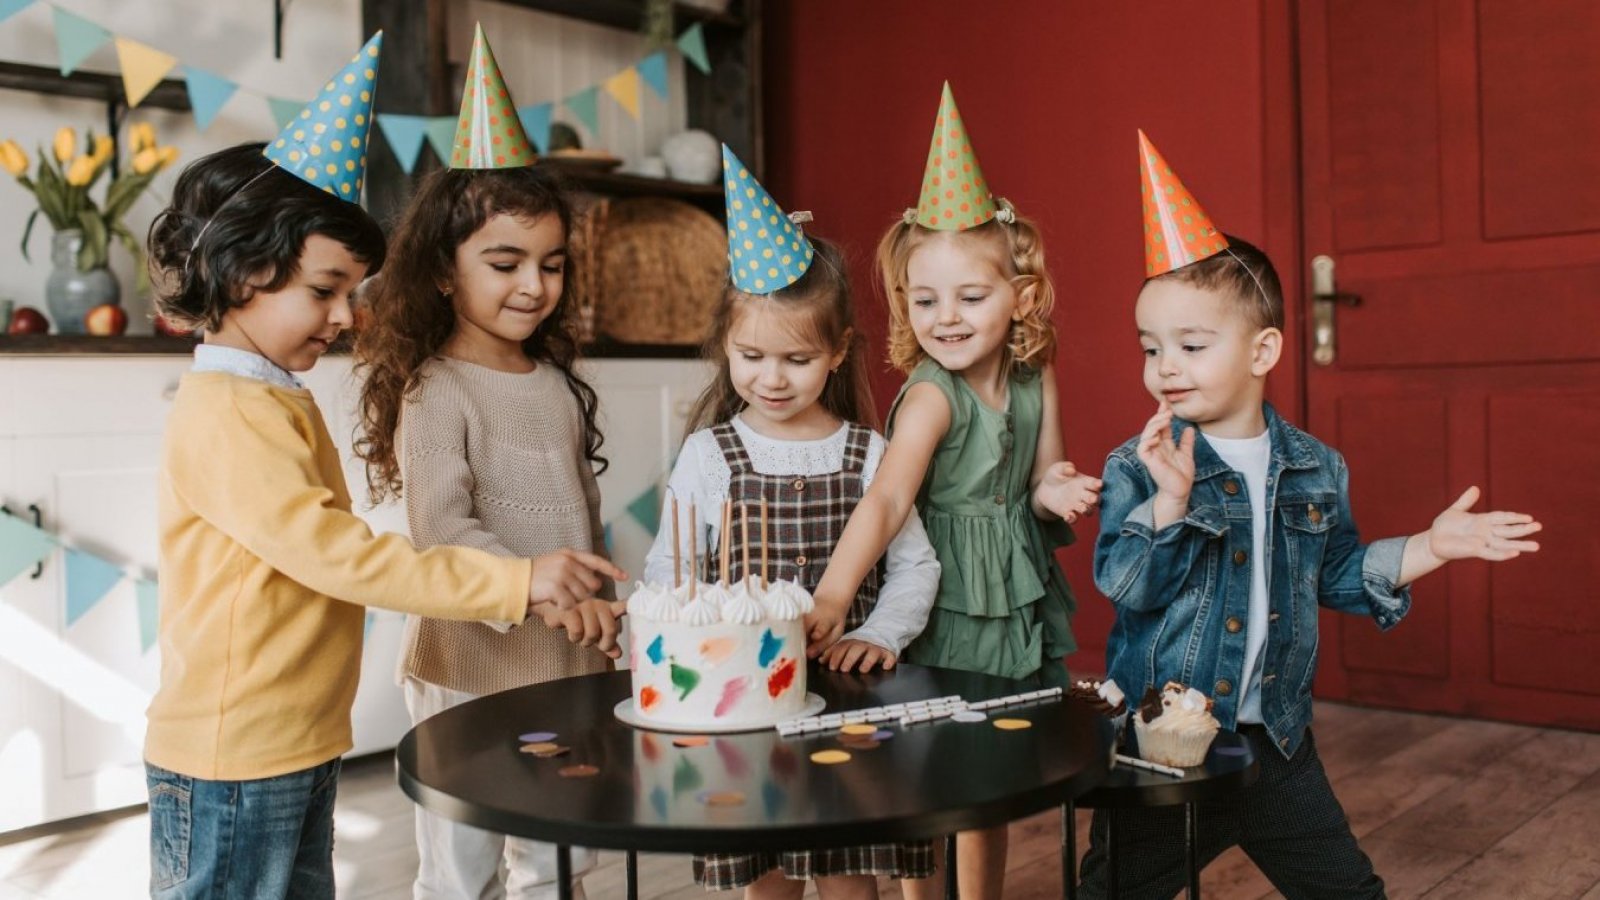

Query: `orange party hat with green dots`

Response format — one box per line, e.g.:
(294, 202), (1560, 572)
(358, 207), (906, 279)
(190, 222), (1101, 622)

(914, 82), (997, 231)
(1138, 129), (1228, 277)
(450, 24), (535, 169)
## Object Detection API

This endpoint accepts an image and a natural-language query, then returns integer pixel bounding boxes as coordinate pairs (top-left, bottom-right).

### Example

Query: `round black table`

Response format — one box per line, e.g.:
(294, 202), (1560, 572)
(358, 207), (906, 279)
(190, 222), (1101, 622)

(397, 664), (1113, 899)
(1067, 729), (1259, 899)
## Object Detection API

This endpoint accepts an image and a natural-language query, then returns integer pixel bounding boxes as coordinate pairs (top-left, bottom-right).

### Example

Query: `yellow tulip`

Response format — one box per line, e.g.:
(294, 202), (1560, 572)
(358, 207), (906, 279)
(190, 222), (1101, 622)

(53, 127), (76, 164)
(65, 154), (96, 186)
(156, 145), (179, 170)
(91, 135), (114, 165)
(132, 147), (161, 175)
(0, 139), (26, 177)
(130, 122), (156, 154)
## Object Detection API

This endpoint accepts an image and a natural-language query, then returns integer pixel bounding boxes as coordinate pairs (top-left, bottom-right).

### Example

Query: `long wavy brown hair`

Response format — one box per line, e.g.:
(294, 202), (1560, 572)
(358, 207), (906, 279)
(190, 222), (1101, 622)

(684, 236), (877, 435)
(354, 166), (605, 505)
(877, 198), (1057, 376)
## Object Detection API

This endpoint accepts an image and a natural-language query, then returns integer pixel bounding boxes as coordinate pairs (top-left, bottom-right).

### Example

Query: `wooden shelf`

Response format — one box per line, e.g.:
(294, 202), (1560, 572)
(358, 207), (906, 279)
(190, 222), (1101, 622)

(492, 0), (743, 31)
(0, 334), (698, 359)
(0, 61), (191, 112)
(544, 163), (722, 211)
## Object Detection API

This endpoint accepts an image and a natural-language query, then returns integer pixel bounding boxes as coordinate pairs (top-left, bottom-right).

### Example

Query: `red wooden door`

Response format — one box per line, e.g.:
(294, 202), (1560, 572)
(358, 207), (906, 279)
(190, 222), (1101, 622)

(1298, 0), (1600, 729)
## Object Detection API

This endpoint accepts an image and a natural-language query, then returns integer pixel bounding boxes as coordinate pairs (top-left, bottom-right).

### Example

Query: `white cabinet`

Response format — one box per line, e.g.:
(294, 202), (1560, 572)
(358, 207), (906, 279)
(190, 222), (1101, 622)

(0, 353), (710, 832)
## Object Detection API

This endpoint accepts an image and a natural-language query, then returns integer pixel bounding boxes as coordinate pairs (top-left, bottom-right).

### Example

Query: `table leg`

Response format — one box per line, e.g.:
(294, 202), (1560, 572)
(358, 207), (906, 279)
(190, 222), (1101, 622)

(1062, 802), (1078, 900)
(556, 844), (572, 900)
(944, 833), (959, 900)
(626, 850), (638, 900)
(1105, 808), (1118, 900)
(1185, 802), (1199, 898)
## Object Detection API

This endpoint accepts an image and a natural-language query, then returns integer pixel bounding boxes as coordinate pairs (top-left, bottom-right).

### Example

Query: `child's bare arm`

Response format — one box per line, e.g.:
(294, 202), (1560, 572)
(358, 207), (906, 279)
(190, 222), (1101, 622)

(1030, 366), (1102, 524)
(806, 383), (949, 655)
(1397, 486), (1542, 586)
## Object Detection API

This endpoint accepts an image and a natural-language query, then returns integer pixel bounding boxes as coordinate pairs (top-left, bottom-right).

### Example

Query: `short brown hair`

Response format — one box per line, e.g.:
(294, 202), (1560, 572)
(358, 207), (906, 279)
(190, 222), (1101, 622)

(1147, 234), (1283, 331)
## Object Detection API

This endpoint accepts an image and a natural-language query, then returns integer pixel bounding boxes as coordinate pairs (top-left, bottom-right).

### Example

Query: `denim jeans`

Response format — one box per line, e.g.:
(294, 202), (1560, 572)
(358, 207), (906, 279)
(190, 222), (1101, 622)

(147, 757), (341, 899)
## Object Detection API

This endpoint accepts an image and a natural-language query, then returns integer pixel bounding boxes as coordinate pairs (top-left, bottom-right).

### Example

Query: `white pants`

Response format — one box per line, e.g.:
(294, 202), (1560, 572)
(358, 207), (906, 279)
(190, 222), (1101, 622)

(404, 679), (597, 900)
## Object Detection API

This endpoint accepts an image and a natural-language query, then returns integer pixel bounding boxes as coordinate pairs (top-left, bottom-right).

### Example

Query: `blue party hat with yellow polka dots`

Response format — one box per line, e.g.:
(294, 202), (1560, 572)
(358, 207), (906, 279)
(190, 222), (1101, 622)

(722, 144), (813, 295)
(263, 32), (382, 203)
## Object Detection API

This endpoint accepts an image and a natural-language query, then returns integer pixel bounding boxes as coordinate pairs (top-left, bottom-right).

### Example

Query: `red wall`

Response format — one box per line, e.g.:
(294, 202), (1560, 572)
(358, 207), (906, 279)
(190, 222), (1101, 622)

(762, 1), (1291, 673)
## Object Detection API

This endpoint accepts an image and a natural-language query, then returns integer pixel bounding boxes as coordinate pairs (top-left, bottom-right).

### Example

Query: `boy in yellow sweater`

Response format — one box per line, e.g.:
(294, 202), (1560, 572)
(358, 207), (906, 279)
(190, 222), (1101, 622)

(141, 39), (624, 900)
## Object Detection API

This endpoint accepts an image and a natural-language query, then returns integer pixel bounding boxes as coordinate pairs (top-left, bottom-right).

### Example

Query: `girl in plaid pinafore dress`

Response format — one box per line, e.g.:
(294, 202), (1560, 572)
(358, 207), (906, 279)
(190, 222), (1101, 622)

(640, 237), (942, 896)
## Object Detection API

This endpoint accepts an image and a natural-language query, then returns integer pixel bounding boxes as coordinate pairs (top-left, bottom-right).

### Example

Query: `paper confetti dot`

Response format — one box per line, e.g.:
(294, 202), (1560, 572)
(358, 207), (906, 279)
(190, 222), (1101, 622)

(840, 724), (878, 736)
(871, 730), (895, 741)
(531, 745), (570, 759)
(697, 790), (747, 807)
(519, 731), (558, 743)
(841, 739), (881, 751)
(993, 718), (1033, 731)
(672, 735), (711, 748)
(810, 750), (852, 765)
(558, 764), (599, 778)
(519, 742), (559, 754)
(951, 710), (988, 723)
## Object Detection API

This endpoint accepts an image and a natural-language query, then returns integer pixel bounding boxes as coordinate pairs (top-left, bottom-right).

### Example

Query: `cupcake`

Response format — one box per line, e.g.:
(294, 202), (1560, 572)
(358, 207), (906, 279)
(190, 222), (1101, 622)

(1132, 681), (1219, 767)
(1069, 678), (1128, 717)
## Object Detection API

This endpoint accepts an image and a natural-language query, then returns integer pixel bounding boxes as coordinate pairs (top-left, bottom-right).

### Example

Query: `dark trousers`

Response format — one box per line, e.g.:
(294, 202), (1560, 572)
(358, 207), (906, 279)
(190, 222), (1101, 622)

(1077, 725), (1384, 900)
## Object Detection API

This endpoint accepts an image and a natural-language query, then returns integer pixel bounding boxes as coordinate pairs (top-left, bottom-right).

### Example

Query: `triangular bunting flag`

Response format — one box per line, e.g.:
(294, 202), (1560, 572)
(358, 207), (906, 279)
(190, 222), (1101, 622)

(564, 85), (600, 135)
(627, 483), (661, 533)
(603, 67), (642, 120)
(263, 32), (382, 202)
(638, 51), (669, 98)
(65, 548), (123, 627)
(136, 579), (160, 653)
(0, 510), (55, 585)
(114, 37), (178, 108)
(677, 23), (710, 75)
(377, 114), (430, 174)
(0, 0), (35, 25)
(517, 102), (553, 156)
(449, 24), (534, 169)
(603, 522), (615, 556)
(1138, 129), (1229, 277)
(267, 96), (305, 131)
(423, 116), (456, 164)
(53, 7), (112, 76)
(184, 66), (238, 132)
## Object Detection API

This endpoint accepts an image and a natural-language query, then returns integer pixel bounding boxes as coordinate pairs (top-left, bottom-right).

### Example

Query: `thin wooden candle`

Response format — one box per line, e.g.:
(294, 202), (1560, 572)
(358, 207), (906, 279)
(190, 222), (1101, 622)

(688, 500), (697, 600)
(760, 497), (769, 589)
(740, 502), (751, 587)
(671, 495), (681, 589)
(719, 501), (732, 585)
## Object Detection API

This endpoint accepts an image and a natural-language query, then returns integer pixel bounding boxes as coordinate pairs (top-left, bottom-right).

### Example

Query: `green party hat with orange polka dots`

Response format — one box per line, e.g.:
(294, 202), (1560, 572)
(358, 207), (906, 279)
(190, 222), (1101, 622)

(721, 144), (814, 294)
(450, 24), (535, 169)
(914, 82), (997, 231)
(263, 32), (382, 203)
(1139, 129), (1229, 277)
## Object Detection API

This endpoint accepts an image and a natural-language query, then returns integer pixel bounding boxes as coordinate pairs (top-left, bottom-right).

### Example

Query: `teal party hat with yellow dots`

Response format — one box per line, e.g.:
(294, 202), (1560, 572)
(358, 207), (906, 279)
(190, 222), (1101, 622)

(722, 144), (813, 295)
(263, 32), (382, 203)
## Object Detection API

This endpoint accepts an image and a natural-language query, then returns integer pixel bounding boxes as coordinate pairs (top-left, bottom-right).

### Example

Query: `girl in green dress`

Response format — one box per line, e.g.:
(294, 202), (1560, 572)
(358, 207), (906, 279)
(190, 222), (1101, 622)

(808, 83), (1102, 900)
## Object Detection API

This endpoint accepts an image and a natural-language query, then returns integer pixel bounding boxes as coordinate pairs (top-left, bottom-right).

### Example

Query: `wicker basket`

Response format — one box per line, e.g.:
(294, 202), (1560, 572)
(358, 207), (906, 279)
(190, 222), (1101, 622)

(570, 197), (727, 346)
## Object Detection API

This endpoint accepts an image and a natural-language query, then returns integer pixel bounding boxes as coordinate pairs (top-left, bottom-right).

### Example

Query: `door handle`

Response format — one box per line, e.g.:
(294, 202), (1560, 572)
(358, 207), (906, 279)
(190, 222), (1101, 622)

(1310, 255), (1362, 366)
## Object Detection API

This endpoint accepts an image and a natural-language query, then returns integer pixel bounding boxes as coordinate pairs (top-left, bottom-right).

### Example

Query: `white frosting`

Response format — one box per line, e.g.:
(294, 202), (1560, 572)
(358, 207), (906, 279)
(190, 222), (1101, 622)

(1098, 679), (1126, 710)
(678, 587), (723, 627)
(627, 581), (679, 622)
(721, 579), (767, 624)
(762, 579), (815, 620)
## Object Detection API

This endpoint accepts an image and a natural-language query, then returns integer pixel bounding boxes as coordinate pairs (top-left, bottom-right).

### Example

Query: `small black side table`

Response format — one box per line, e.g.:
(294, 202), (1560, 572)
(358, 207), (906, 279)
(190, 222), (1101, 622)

(1065, 730), (1259, 899)
(397, 665), (1113, 900)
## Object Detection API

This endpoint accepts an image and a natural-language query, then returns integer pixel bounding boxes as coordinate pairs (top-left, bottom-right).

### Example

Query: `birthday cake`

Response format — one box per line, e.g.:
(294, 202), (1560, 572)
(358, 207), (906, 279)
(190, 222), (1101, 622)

(624, 576), (814, 731)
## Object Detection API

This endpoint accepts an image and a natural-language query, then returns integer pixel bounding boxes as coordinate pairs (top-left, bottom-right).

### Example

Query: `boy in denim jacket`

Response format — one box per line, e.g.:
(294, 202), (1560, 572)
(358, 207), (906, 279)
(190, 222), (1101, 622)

(1080, 227), (1542, 898)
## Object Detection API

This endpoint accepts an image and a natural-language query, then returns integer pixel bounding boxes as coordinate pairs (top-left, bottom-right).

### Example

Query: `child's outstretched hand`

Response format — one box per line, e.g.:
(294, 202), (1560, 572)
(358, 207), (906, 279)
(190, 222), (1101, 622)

(527, 549), (627, 612)
(536, 598), (628, 659)
(1137, 402), (1197, 527)
(1426, 486), (1542, 563)
(805, 596), (850, 658)
(820, 638), (897, 673)
(1034, 461), (1103, 524)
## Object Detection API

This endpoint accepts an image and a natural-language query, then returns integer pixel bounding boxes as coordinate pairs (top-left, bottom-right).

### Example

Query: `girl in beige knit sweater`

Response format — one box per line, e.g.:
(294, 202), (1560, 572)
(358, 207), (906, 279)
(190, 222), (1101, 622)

(355, 164), (622, 899)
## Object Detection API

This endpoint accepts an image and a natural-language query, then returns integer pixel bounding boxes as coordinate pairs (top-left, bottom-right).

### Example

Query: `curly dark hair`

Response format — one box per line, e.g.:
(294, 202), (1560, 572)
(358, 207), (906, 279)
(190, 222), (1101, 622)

(146, 142), (386, 332)
(354, 165), (606, 505)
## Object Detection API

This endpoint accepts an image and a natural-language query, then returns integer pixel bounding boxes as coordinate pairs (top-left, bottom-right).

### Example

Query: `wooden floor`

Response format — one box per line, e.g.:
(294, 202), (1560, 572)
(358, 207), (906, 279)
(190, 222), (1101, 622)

(4, 701), (1599, 898)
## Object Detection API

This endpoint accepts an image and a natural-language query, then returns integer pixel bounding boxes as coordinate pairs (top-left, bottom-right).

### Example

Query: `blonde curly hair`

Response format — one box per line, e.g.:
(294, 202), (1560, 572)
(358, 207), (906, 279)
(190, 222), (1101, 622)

(877, 199), (1057, 375)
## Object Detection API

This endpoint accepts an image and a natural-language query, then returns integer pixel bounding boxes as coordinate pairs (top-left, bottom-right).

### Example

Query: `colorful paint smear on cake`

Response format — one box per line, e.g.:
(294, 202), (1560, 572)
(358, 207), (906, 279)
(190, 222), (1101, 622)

(638, 685), (661, 712)
(714, 675), (751, 717)
(640, 732), (661, 761)
(650, 785), (668, 819)
(671, 661), (702, 699)
(762, 780), (785, 818)
(646, 634), (665, 664)
(767, 656), (797, 698)
(758, 628), (783, 668)
(715, 737), (750, 777)
(699, 636), (740, 667)
(672, 755), (703, 796)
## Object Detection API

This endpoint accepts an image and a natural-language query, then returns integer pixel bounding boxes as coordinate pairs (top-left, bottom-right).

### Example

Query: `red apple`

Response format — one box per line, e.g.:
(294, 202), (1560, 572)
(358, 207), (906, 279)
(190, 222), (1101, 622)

(6, 306), (49, 335)
(153, 313), (193, 337)
(84, 304), (129, 336)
